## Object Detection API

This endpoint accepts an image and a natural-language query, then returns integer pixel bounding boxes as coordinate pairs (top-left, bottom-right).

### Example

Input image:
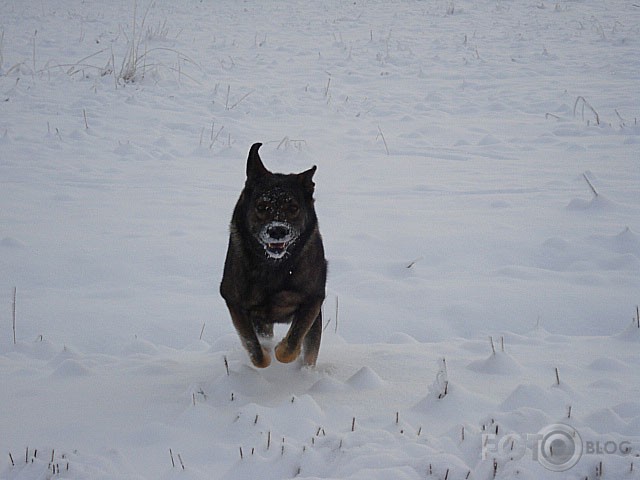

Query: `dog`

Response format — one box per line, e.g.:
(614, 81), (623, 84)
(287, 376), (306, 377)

(220, 143), (327, 368)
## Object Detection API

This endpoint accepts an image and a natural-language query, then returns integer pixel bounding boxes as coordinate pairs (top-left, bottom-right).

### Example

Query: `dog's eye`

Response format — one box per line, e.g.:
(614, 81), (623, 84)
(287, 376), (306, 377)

(256, 202), (268, 214)
(287, 203), (299, 215)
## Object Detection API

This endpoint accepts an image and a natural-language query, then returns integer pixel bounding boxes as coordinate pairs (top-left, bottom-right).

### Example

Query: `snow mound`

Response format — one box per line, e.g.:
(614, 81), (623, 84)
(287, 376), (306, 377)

(566, 194), (615, 212)
(120, 338), (160, 356)
(588, 356), (628, 371)
(584, 408), (629, 434)
(48, 347), (82, 368)
(386, 332), (419, 344)
(615, 318), (640, 342)
(51, 359), (93, 377)
(346, 366), (385, 390)
(414, 381), (494, 424)
(591, 227), (640, 257)
(589, 378), (625, 390)
(500, 384), (569, 413)
(466, 351), (523, 375)
(308, 376), (348, 393)
(611, 401), (640, 419)
(6, 339), (58, 360)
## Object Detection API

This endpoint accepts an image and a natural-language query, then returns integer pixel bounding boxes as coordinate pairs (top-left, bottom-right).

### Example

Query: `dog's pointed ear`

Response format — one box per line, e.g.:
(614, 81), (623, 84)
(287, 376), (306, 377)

(246, 143), (269, 180)
(298, 165), (317, 194)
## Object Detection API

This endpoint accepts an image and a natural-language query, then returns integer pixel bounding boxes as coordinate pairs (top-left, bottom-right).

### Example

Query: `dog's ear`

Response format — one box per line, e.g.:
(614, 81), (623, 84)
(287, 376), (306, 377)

(298, 165), (317, 195)
(246, 143), (270, 180)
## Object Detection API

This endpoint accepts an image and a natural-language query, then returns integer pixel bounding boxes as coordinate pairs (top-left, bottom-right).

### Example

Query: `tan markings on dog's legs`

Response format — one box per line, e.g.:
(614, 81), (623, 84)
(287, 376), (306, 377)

(274, 341), (301, 364)
(275, 299), (323, 364)
(253, 345), (272, 368)
(302, 310), (322, 366)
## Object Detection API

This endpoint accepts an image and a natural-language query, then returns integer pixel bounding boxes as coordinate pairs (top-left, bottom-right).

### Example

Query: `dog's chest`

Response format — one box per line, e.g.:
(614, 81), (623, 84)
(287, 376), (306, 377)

(243, 265), (301, 320)
(249, 287), (303, 323)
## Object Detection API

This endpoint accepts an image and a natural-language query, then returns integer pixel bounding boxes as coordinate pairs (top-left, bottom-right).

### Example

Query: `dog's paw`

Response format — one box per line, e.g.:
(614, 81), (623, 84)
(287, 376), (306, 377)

(251, 346), (272, 368)
(275, 341), (300, 364)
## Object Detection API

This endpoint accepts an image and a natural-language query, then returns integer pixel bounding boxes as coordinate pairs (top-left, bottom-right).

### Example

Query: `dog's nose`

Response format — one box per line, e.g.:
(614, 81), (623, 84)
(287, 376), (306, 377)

(267, 225), (289, 240)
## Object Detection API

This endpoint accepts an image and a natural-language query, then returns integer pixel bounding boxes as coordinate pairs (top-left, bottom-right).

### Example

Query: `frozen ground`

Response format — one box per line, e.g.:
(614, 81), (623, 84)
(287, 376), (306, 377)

(0, 0), (639, 478)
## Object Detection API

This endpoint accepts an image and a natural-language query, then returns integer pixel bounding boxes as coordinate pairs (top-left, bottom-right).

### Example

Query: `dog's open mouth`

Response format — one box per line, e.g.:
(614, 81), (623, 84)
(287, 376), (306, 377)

(258, 222), (298, 260)
(266, 241), (290, 257)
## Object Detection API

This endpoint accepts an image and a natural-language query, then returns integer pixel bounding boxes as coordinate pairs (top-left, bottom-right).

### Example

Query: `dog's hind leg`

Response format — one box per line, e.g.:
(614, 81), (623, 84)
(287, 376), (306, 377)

(302, 310), (322, 367)
(275, 299), (323, 365)
(227, 303), (271, 368)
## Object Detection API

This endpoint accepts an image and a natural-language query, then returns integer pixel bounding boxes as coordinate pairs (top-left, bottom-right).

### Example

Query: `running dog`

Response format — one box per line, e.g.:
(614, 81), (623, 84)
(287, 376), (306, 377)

(220, 143), (327, 367)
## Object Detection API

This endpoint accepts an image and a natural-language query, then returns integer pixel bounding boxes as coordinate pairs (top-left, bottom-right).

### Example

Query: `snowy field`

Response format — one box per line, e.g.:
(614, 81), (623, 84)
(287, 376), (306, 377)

(1, 0), (639, 478)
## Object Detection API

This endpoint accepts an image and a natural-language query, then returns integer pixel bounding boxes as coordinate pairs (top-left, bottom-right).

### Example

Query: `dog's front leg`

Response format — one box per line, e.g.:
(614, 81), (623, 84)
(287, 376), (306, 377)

(302, 309), (322, 367)
(226, 303), (271, 368)
(275, 299), (323, 366)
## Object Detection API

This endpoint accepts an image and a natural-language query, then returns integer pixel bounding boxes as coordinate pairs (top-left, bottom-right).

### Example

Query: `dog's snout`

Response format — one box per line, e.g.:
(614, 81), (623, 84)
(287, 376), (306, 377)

(267, 224), (290, 240)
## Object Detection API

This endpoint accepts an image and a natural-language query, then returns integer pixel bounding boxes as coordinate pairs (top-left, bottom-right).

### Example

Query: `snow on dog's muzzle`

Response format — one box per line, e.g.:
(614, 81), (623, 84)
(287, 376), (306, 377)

(259, 222), (298, 259)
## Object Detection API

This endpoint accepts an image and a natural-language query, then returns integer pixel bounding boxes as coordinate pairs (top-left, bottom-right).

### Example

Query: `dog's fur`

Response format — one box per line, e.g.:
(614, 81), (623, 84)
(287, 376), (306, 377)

(220, 143), (327, 368)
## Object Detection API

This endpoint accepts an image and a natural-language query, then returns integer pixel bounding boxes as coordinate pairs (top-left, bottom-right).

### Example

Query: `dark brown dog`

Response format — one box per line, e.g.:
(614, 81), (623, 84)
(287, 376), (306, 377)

(220, 143), (327, 367)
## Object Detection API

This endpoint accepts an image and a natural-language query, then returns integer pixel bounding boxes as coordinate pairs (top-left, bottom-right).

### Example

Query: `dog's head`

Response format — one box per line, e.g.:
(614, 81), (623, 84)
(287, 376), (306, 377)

(235, 143), (317, 261)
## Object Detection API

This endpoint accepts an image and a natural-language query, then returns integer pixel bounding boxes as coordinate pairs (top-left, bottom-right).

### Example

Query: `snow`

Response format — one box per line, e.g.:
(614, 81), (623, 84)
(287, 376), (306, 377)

(1, 0), (639, 478)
